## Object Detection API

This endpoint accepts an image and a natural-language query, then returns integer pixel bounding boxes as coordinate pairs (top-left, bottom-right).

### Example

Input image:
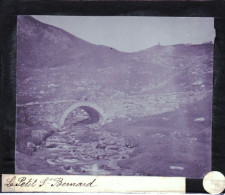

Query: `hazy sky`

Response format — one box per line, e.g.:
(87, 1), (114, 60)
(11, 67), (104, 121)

(33, 16), (215, 53)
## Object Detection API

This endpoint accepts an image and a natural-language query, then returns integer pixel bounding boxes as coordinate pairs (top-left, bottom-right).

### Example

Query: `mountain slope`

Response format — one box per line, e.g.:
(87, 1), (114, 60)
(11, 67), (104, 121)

(17, 16), (124, 69)
(17, 16), (213, 104)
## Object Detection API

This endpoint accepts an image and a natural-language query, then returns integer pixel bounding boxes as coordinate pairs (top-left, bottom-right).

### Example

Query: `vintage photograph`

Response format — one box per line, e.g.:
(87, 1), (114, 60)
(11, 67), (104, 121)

(16, 15), (214, 178)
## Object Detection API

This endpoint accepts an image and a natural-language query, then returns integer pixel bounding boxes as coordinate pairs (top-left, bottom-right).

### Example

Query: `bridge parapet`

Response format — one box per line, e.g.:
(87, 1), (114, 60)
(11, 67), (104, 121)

(17, 91), (210, 128)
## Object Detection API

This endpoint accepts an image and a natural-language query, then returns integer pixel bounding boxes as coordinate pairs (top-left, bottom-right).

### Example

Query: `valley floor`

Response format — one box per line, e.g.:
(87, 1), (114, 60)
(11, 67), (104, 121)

(16, 97), (211, 178)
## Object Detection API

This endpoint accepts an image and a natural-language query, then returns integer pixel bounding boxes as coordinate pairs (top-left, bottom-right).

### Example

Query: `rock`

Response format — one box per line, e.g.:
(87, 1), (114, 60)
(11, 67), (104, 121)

(32, 138), (42, 145)
(27, 142), (36, 149)
(32, 130), (49, 142)
(63, 159), (78, 163)
(192, 80), (203, 85)
(63, 165), (71, 171)
(107, 145), (119, 150)
(68, 140), (76, 144)
(52, 123), (58, 128)
(45, 142), (57, 148)
(194, 117), (205, 122)
(99, 164), (113, 171)
(47, 159), (56, 165)
(170, 166), (184, 170)
(58, 131), (67, 135)
(96, 143), (107, 149)
(152, 133), (166, 138)
(40, 90), (45, 94)
(26, 142), (37, 154)
(188, 137), (197, 141)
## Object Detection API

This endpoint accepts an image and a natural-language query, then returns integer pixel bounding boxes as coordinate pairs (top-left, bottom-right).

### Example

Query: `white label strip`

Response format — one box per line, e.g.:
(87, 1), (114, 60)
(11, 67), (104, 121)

(2, 174), (185, 193)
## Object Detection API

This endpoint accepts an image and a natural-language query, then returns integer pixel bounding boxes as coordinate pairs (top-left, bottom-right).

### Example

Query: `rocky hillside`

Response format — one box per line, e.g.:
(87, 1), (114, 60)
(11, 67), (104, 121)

(17, 16), (213, 104)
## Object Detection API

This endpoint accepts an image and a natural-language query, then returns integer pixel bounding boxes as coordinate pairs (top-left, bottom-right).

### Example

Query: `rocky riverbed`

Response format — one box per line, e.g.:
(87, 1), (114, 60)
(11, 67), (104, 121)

(16, 96), (211, 178)
(16, 122), (136, 175)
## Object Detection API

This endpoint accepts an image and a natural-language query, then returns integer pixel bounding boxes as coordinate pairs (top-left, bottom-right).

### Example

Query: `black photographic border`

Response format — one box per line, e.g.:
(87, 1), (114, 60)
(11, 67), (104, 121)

(1, 0), (225, 193)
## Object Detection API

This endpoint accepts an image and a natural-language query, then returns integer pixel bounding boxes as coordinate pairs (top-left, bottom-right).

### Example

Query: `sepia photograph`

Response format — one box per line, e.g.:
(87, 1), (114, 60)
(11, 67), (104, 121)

(15, 15), (214, 179)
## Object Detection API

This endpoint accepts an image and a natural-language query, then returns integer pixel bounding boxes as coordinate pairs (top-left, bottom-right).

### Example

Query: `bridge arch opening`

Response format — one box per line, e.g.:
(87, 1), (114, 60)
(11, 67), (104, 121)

(59, 102), (106, 127)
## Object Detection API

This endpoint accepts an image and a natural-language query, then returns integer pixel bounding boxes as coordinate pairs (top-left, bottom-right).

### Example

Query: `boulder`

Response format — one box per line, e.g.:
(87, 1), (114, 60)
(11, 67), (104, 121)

(16, 123), (56, 155)
(26, 141), (37, 154)
(31, 130), (49, 142)
(27, 141), (36, 149)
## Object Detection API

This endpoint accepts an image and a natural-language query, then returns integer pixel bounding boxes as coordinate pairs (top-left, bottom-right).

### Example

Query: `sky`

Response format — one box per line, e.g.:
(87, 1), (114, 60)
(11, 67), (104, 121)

(33, 16), (215, 53)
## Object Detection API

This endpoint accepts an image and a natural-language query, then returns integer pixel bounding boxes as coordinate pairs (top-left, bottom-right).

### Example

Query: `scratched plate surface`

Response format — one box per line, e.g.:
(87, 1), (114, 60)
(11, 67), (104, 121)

(15, 15), (214, 179)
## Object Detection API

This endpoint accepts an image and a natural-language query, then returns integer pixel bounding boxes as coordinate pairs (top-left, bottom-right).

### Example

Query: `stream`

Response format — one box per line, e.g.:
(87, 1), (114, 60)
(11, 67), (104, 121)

(23, 124), (134, 175)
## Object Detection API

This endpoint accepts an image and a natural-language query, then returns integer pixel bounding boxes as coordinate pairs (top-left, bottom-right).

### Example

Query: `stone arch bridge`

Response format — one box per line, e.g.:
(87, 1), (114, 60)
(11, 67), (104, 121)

(17, 91), (210, 129)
